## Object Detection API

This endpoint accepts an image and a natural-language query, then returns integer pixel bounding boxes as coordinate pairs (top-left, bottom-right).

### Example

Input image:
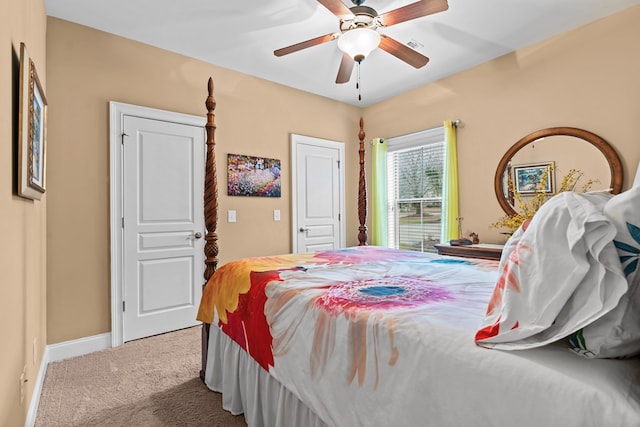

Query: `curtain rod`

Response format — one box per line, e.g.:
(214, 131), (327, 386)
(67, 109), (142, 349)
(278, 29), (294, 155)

(369, 119), (463, 144)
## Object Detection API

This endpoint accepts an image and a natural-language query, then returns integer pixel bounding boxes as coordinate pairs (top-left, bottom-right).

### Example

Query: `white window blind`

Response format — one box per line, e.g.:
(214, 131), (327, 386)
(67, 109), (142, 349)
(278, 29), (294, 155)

(387, 127), (445, 252)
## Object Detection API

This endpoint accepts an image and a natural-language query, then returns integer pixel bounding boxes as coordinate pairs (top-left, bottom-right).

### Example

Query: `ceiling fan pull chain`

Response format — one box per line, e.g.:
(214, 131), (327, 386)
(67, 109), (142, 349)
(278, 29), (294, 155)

(357, 61), (362, 101)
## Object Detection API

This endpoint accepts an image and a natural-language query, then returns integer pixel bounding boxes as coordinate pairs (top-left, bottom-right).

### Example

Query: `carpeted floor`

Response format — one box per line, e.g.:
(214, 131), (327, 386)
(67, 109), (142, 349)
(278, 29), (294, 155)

(35, 326), (247, 427)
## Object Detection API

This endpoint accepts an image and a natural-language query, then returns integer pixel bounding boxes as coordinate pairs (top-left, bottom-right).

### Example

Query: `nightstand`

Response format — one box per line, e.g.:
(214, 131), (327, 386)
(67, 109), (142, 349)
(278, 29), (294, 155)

(433, 243), (504, 261)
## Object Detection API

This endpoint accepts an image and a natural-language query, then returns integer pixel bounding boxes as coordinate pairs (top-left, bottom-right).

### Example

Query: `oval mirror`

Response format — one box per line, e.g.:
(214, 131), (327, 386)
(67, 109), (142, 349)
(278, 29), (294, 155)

(494, 127), (623, 217)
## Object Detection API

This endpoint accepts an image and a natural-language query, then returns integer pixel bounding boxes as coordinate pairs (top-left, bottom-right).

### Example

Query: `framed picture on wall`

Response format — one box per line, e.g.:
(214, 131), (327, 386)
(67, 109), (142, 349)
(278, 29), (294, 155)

(512, 162), (554, 194)
(227, 153), (281, 197)
(18, 42), (47, 200)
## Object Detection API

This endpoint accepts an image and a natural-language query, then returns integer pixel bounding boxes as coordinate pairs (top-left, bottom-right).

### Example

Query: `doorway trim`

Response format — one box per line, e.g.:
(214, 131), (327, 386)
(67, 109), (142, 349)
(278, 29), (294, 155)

(109, 102), (205, 347)
(290, 133), (346, 253)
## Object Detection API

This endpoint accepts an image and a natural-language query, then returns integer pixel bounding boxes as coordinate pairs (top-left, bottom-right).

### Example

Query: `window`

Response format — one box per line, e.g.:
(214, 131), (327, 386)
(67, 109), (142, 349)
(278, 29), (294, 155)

(387, 127), (445, 253)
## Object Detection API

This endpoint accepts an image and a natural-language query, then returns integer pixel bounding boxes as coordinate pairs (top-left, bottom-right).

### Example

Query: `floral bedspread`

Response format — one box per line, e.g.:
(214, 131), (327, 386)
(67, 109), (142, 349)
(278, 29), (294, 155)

(197, 246), (497, 372)
(197, 246), (503, 424)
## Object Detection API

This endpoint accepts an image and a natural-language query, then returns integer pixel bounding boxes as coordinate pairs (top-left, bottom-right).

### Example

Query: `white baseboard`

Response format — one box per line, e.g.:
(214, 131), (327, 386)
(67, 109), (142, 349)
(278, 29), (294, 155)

(24, 347), (49, 427)
(47, 332), (112, 363)
(24, 333), (112, 427)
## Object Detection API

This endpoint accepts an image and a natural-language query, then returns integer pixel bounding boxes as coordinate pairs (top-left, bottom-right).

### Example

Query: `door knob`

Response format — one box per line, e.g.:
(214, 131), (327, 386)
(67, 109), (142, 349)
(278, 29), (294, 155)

(194, 232), (203, 239)
(299, 227), (309, 233)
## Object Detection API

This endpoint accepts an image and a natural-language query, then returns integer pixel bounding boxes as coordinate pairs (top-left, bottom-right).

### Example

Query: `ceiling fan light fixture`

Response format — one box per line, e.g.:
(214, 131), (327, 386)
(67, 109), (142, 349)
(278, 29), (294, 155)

(337, 28), (380, 62)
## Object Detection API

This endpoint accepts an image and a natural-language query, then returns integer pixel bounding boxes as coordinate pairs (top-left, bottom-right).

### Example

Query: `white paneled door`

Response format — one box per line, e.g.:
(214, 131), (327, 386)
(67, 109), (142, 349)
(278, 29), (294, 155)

(292, 134), (345, 253)
(122, 116), (204, 342)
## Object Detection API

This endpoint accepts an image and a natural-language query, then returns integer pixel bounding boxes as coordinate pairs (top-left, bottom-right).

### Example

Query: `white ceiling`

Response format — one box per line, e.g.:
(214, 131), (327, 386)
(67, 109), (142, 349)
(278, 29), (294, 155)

(44, 0), (640, 107)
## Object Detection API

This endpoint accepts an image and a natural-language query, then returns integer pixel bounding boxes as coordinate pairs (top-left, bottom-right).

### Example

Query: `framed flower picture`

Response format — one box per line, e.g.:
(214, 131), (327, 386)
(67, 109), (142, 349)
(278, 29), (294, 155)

(18, 42), (47, 200)
(227, 153), (281, 197)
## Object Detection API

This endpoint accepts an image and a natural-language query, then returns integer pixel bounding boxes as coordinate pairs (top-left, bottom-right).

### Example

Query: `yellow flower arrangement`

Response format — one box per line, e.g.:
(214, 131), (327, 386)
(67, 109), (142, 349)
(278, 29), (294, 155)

(492, 168), (596, 234)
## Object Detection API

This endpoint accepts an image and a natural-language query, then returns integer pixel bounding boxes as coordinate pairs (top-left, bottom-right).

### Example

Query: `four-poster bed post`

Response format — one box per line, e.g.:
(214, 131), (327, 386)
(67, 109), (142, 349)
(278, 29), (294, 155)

(203, 77), (219, 283)
(200, 77), (218, 381)
(357, 117), (368, 246)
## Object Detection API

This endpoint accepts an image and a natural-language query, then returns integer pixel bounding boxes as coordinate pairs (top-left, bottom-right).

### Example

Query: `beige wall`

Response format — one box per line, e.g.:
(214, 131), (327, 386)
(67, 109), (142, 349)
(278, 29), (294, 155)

(45, 18), (362, 344)
(365, 5), (640, 244)
(0, 0), (47, 425)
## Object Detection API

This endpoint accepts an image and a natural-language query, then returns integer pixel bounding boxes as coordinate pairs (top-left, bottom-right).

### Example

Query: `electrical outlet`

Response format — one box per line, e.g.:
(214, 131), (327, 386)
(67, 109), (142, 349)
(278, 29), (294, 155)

(228, 210), (237, 223)
(273, 209), (281, 221)
(20, 366), (26, 404)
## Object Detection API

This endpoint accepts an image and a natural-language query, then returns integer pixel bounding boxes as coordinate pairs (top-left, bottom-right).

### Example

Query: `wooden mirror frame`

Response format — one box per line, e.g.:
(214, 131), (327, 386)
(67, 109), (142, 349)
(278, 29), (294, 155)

(494, 127), (624, 217)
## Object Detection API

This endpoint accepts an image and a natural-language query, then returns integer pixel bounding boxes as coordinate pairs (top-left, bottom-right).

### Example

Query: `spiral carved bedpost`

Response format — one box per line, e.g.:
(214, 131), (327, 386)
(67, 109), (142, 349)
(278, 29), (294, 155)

(204, 77), (219, 280)
(201, 77), (218, 381)
(357, 117), (368, 246)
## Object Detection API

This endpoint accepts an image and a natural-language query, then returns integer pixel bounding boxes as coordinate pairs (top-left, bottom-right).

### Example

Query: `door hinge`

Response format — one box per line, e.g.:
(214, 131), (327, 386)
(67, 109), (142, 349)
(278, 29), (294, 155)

(338, 213), (341, 221)
(121, 217), (124, 228)
(122, 301), (125, 312)
(121, 132), (128, 144)
(337, 160), (340, 168)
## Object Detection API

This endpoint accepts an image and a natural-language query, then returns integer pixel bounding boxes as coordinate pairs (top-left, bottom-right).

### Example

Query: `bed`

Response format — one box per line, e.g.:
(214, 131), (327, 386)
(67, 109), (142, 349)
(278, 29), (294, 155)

(196, 78), (640, 426)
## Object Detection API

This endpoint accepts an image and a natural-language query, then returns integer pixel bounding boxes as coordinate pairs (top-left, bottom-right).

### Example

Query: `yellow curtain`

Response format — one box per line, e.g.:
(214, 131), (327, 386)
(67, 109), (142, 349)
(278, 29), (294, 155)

(371, 138), (388, 246)
(441, 121), (460, 242)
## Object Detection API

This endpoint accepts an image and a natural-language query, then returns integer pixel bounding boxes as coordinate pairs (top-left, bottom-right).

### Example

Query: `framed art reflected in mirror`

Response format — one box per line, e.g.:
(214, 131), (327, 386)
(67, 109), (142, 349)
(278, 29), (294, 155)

(18, 42), (47, 200)
(512, 162), (555, 194)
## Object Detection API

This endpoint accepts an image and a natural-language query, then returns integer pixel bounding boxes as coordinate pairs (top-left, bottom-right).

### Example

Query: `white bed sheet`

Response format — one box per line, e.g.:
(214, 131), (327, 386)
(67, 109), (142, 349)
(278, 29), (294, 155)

(205, 324), (327, 427)
(205, 322), (640, 427)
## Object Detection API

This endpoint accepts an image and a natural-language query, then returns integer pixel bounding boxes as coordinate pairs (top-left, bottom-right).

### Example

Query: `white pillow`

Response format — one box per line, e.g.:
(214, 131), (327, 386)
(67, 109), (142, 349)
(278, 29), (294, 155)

(569, 185), (640, 358)
(476, 191), (627, 350)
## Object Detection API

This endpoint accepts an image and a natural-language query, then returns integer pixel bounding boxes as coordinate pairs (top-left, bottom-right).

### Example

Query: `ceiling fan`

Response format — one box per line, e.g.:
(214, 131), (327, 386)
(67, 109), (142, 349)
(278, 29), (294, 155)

(274, 0), (449, 84)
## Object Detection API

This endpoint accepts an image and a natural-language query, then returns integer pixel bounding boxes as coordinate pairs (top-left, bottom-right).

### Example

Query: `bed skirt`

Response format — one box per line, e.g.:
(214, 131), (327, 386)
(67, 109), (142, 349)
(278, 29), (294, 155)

(203, 324), (328, 427)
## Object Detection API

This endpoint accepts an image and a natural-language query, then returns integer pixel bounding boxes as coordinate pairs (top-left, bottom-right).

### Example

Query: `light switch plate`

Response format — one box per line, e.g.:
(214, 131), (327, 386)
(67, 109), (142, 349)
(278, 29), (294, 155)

(228, 210), (236, 223)
(273, 209), (281, 221)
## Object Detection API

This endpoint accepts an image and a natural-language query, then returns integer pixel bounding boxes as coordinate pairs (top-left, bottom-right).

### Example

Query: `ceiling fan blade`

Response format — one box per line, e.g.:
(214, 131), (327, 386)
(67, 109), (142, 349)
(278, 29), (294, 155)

(379, 0), (449, 27)
(335, 53), (355, 84)
(274, 33), (337, 57)
(379, 35), (429, 68)
(317, 0), (355, 20)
